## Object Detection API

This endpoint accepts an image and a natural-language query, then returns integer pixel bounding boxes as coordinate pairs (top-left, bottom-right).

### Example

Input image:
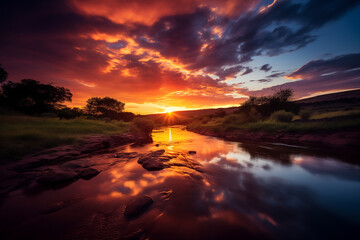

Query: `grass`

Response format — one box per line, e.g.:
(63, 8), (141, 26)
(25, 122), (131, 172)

(0, 115), (129, 162)
(187, 112), (360, 134)
(310, 109), (360, 119)
(230, 119), (360, 133)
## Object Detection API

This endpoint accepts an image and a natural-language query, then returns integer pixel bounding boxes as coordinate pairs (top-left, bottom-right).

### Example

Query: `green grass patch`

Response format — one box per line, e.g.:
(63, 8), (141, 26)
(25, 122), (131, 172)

(188, 114), (360, 134)
(310, 109), (360, 119)
(0, 115), (129, 162)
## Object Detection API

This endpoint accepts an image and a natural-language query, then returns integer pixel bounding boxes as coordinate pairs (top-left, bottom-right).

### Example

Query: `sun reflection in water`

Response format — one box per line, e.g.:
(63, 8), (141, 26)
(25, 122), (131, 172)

(169, 127), (172, 141)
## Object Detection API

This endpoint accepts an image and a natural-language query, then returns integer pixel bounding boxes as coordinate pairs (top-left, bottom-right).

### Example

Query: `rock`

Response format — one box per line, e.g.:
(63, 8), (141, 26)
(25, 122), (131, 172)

(137, 150), (204, 172)
(140, 161), (165, 171)
(131, 136), (153, 147)
(124, 195), (153, 219)
(37, 169), (79, 184)
(101, 140), (110, 148)
(137, 150), (170, 171)
(79, 168), (100, 180)
(188, 151), (196, 154)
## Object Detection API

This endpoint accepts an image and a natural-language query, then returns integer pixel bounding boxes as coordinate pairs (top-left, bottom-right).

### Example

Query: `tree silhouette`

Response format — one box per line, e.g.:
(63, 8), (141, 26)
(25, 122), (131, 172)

(0, 64), (8, 83)
(1, 79), (72, 114)
(237, 89), (299, 117)
(86, 97), (125, 118)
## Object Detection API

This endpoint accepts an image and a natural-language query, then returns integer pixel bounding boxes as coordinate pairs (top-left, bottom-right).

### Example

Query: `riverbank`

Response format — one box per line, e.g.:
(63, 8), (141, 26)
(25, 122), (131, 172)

(187, 116), (360, 147)
(0, 115), (131, 162)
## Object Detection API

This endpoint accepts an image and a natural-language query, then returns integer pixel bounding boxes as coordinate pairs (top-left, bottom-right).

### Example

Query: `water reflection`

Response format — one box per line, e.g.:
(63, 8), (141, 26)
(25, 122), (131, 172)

(169, 127), (172, 141)
(0, 126), (359, 239)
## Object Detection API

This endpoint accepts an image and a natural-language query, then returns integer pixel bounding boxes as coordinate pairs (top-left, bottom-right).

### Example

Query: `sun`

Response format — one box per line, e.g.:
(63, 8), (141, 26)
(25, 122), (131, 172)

(163, 106), (183, 113)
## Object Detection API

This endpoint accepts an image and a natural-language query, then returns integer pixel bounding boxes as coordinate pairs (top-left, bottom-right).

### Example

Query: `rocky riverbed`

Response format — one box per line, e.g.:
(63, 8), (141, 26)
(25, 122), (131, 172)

(0, 126), (359, 240)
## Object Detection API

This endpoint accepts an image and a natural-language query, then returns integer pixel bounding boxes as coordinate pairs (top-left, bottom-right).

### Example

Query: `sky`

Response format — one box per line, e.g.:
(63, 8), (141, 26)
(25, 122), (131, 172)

(0, 0), (359, 114)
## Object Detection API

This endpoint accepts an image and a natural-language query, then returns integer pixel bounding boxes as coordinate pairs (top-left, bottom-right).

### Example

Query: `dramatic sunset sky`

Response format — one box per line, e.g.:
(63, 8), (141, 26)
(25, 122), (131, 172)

(1, 0), (359, 114)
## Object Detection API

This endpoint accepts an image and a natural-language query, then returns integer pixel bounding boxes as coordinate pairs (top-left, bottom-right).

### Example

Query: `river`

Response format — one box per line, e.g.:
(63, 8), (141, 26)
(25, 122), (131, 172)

(1, 126), (359, 239)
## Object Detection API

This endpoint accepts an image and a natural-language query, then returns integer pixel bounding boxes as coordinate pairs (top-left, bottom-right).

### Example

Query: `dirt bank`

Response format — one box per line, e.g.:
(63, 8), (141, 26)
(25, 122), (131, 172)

(188, 128), (360, 148)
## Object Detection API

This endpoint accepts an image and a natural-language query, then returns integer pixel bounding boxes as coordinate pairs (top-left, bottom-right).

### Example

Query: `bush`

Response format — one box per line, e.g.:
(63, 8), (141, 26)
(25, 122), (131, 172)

(57, 107), (82, 119)
(132, 117), (155, 135)
(248, 108), (262, 122)
(201, 116), (211, 124)
(237, 89), (300, 117)
(222, 114), (239, 124)
(299, 109), (313, 120)
(270, 110), (294, 122)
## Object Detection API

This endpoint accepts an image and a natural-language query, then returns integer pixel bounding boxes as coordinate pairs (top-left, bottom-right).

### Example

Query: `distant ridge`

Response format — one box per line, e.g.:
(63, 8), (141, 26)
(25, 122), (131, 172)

(145, 89), (360, 118)
(146, 106), (238, 118)
(296, 89), (360, 104)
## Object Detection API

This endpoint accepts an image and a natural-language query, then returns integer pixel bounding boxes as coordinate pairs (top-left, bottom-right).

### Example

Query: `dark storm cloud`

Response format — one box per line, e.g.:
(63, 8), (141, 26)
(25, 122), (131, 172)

(287, 53), (360, 79)
(0, 0), (127, 82)
(260, 64), (272, 72)
(266, 72), (286, 78)
(248, 71), (285, 84)
(136, 0), (359, 79)
(248, 53), (360, 98)
(215, 66), (244, 81)
(241, 67), (253, 76)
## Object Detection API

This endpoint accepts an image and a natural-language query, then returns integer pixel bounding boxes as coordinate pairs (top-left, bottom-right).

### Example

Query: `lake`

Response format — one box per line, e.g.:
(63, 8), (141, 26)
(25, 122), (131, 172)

(0, 126), (359, 239)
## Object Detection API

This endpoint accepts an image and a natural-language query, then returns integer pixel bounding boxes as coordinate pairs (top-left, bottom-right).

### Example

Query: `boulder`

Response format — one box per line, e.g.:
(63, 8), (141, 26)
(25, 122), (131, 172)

(124, 195), (153, 219)
(79, 168), (100, 180)
(137, 150), (170, 171)
(37, 169), (79, 184)
(137, 150), (204, 172)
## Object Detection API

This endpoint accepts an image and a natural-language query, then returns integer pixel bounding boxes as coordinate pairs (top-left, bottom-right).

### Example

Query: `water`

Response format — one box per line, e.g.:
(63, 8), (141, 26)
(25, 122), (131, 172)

(1, 126), (359, 239)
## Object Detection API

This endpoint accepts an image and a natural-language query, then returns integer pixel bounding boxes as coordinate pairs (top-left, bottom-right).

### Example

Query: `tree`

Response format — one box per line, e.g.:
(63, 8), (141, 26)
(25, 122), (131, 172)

(1, 79), (72, 114)
(0, 64), (8, 83)
(237, 89), (299, 118)
(86, 97), (125, 118)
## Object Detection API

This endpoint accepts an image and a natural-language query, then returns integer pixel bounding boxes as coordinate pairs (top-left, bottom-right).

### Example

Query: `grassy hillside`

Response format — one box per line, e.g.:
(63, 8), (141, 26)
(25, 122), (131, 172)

(187, 89), (360, 136)
(0, 115), (129, 162)
(296, 89), (360, 103)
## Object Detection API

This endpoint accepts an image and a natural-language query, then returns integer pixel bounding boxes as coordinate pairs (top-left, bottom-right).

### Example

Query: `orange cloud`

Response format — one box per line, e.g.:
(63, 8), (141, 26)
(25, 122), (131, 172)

(71, 0), (259, 25)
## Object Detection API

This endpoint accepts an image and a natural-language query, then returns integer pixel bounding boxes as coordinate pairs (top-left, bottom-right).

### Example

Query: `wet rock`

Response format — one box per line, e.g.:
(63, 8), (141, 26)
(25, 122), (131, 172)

(159, 190), (173, 200)
(37, 168), (79, 184)
(131, 136), (153, 147)
(139, 161), (165, 171)
(188, 151), (196, 154)
(102, 140), (110, 148)
(137, 150), (171, 171)
(79, 168), (100, 180)
(138, 150), (204, 172)
(124, 195), (153, 219)
(125, 229), (146, 240)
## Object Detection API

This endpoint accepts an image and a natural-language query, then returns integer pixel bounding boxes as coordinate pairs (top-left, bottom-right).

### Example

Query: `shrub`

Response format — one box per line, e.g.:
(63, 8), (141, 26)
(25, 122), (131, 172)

(57, 107), (82, 119)
(299, 109), (313, 120)
(237, 89), (300, 117)
(222, 114), (238, 124)
(270, 110), (294, 122)
(201, 116), (211, 124)
(248, 108), (262, 122)
(132, 117), (155, 135)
